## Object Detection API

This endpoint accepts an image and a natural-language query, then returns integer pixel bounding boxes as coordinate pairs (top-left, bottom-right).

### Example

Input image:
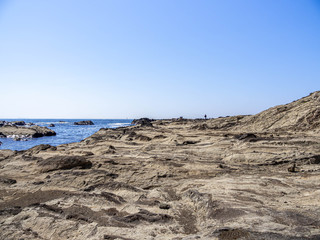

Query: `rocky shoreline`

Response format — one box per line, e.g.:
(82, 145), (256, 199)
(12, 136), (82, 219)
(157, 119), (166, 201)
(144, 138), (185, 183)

(0, 121), (56, 142)
(0, 92), (320, 239)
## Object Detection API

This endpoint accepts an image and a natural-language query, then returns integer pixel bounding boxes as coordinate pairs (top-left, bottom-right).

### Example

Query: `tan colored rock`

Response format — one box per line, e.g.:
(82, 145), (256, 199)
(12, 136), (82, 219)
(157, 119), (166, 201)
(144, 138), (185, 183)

(0, 92), (320, 239)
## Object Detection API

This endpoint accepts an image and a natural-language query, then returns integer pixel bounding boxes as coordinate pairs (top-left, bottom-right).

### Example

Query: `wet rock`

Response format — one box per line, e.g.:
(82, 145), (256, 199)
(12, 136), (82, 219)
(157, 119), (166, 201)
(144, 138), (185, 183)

(48, 124), (55, 127)
(30, 126), (56, 137)
(0, 125), (56, 138)
(74, 120), (94, 125)
(11, 121), (26, 126)
(38, 155), (92, 172)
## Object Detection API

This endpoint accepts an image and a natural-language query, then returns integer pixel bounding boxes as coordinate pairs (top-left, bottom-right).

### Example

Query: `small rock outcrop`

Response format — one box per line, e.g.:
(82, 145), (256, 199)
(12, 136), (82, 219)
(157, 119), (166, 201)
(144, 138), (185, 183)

(38, 155), (92, 172)
(25, 144), (57, 155)
(234, 133), (258, 142)
(132, 118), (154, 127)
(48, 124), (55, 127)
(11, 121), (26, 126)
(74, 120), (94, 125)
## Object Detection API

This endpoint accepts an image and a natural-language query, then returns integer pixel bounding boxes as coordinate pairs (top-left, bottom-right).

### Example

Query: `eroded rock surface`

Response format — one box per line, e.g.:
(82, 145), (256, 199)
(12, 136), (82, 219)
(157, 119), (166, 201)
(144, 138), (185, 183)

(1, 92), (320, 239)
(0, 125), (56, 139)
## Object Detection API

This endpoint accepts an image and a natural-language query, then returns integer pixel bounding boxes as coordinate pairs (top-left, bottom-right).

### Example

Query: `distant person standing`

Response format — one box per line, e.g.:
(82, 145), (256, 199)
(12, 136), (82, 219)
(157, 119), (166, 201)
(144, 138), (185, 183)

(204, 114), (207, 119)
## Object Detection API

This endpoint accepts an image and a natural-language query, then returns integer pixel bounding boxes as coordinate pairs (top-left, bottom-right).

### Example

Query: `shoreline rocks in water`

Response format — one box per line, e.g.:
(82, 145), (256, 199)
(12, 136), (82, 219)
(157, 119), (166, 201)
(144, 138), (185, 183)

(0, 121), (35, 127)
(74, 120), (94, 125)
(0, 125), (56, 140)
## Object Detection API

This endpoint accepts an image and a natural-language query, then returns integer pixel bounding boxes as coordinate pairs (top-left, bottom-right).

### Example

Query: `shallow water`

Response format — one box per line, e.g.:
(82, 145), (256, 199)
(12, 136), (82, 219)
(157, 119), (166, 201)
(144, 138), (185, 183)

(0, 119), (132, 151)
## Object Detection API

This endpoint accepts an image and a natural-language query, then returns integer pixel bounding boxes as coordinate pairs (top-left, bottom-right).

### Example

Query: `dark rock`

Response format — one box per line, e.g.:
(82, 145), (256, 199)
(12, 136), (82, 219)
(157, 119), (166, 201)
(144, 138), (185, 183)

(100, 192), (126, 204)
(0, 125), (56, 138)
(0, 141), (2, 146)
(74, 120), (94, 125)
(33, 181), (45, 185)
(38, 155), (93, 172)
(48, 124), (55, 127)
(235, 133), (258, 142)
(0, 207), (22, 216)
(30, 126), (56, 137)
(0, 177), (17, 185)
(183, 140), (199, 145)
(159, 203), (171, 209)
(131, 118), (154, 127)
(118, 209), (172, 223)
(11, 121), (26, 126)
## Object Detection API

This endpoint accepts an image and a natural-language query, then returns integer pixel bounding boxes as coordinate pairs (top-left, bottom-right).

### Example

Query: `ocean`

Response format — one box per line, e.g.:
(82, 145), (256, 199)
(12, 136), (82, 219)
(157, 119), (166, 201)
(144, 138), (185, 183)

(0, 119), (132, 151)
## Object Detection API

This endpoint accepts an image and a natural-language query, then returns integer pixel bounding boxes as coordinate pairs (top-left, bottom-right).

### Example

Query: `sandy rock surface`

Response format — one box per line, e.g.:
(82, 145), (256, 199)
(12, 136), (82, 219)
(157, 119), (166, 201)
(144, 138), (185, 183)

(0, 92), (320, 240)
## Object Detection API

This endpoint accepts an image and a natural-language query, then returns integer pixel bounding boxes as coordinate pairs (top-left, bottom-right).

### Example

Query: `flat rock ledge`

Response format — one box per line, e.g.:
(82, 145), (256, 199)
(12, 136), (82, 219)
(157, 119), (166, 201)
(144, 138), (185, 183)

(74, 120), (94, 125)
(0, 125), (56, 139)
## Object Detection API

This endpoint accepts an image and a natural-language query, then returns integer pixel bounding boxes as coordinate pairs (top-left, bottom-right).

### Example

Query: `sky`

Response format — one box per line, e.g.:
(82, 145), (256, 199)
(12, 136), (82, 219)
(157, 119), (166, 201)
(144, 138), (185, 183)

(0, 0), (319, 119)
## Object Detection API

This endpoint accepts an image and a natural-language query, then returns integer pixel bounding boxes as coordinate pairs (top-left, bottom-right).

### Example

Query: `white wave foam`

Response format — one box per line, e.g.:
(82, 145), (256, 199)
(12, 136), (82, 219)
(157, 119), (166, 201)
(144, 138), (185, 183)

(108, 123), (131, 128)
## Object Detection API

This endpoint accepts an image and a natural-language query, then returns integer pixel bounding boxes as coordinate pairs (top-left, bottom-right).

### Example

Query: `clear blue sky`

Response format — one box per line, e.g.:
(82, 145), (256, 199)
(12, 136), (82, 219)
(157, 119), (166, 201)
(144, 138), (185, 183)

(0, 0), (319, 119)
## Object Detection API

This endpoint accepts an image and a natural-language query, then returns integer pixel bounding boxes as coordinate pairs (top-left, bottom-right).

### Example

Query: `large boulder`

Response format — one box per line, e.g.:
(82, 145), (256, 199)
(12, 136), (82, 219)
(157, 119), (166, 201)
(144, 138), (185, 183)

(0, 125), (56, 138)
(74, 120), (94, 125)
(38, 155), (92, 172)
(132, 118), (155, 127)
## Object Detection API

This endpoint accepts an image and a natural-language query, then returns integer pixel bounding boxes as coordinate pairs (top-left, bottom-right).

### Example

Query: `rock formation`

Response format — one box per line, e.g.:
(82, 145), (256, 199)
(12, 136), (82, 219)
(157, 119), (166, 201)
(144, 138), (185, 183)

(74, 120), (94, 125)
(0, 92), (320, 239)
(132, 118), (155, 127)
(0, 125), (56, 140)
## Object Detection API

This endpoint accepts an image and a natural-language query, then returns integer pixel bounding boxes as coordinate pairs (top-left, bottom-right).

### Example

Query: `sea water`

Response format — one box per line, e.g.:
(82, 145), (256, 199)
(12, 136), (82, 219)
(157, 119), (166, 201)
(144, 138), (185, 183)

(0, 119), (132, 151)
